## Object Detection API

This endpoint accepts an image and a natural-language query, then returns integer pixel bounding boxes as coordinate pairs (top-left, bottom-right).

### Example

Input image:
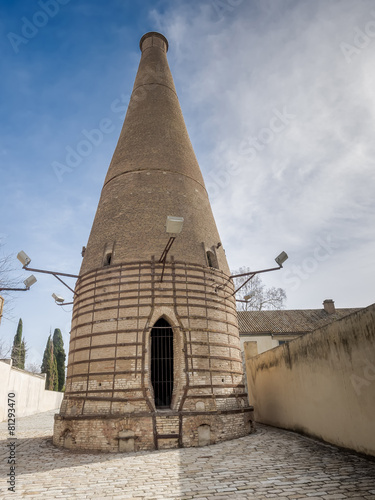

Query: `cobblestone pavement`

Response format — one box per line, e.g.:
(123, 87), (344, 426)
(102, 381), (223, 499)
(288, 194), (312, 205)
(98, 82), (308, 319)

(1, 410), (375, 499)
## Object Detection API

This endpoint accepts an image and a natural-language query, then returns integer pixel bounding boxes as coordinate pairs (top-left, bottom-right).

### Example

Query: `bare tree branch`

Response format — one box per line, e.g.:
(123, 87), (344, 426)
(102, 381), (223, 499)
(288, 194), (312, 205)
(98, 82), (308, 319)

(25, 362), (41, 374)
(232, 266), (287, 311)
(0, 338), (11, 358)
(0, 241), (24, 321)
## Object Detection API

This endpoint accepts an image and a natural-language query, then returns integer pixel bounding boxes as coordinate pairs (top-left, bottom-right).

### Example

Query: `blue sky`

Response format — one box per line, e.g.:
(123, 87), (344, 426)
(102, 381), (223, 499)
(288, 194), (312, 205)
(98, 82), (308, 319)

(1, 0), (375, 366)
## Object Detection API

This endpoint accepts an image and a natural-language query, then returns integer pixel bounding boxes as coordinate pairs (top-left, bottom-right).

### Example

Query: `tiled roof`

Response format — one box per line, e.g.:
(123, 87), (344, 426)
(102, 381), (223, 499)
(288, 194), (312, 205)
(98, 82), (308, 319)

(238, 308), (362, 335)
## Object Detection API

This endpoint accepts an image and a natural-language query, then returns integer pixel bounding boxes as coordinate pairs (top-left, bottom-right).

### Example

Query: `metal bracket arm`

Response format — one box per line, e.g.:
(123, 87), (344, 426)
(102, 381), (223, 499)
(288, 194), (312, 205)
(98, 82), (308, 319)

(23, 266), (79, 296)
(158, 236), (176, 282)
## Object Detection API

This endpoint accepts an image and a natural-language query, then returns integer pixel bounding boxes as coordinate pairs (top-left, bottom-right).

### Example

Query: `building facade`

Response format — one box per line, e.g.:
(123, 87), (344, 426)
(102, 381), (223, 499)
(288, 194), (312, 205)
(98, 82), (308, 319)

(53, 32), (253, 452)
(238, 299), (362, 355)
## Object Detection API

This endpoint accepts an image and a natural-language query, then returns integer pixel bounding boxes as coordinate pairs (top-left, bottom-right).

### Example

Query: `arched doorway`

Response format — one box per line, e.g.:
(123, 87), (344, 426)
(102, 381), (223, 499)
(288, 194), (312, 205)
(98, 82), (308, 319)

(151, 318), (174, 408)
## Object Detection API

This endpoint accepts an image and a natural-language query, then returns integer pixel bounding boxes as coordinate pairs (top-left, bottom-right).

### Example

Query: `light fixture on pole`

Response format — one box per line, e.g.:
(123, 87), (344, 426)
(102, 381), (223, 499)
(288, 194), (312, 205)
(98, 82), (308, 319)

(165, 216), (184, 234)
(0, 274), (37, 292)
(236, 291), (255, 304)
(52, 293), (65, 303)
(231, 251), (288, 297)
(275, 251), (288, 268)
(17, 250), (79, 297)
(52, 292), (73, 306)
(24, 275), (37, 288)
(17, 250), (31, 267)
(159, 216), (184, 282)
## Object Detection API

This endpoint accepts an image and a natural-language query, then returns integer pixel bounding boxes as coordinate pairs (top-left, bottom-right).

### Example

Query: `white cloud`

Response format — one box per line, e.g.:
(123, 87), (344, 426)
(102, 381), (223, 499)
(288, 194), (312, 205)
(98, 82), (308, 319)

(152, 0), (375, 308)
(2, 0), (375, 366)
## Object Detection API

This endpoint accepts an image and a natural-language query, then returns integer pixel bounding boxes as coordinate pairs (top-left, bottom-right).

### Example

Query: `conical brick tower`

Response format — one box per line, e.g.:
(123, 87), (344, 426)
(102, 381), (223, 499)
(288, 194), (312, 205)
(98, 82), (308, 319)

(53, 32), (254, 452)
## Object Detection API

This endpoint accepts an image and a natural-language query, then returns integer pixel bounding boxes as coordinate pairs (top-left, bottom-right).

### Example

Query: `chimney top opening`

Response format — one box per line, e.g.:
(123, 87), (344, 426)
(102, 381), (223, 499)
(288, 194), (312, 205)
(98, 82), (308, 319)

(139, 32), (169, 53)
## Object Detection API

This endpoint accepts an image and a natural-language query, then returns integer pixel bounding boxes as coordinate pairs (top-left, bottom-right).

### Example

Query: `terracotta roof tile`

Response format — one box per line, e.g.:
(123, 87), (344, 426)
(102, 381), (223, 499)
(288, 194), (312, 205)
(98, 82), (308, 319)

(238, 308), (362, 335)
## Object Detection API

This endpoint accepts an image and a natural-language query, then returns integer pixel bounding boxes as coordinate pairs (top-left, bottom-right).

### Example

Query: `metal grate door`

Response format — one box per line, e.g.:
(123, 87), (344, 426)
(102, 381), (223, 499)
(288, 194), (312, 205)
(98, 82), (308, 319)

(151, 318), (174, 408)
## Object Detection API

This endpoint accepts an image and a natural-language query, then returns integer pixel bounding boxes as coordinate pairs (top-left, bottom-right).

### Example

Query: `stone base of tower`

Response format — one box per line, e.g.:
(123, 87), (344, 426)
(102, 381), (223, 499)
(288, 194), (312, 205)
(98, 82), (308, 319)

(53, 407), (254, 452)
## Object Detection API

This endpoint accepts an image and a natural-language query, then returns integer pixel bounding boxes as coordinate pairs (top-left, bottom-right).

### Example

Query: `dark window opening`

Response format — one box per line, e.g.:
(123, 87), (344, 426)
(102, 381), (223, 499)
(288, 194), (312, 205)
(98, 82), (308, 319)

(206, 250), (218, 269)
(104, 252), (112, 266)
(151, 318), (174, 408)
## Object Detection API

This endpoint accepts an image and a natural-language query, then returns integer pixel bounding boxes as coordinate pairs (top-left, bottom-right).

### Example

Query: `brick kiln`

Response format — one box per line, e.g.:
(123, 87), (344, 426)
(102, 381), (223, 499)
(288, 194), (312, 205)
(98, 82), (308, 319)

(53, 32), (254, 452)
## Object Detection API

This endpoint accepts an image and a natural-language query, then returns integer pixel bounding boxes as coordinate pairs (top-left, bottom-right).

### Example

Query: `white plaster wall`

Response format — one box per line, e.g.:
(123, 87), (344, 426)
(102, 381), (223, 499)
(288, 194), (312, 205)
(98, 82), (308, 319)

(245, 304), (375, 457)
(0, 360), (63, 421)
(240, 335), (279, 353)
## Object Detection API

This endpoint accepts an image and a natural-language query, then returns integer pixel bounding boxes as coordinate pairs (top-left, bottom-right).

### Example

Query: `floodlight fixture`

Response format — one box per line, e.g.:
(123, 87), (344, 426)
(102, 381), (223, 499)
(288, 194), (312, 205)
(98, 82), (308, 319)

(16, 251), (79, 297)
(231, 252), (289, 297)
(244, 292), (255, 301)
(17, 250), (31, 267)
(23, 275), (37, 288)
(275, 251), (288, 267)
(166, 216), (184, 234)
(235, 291), (256, 303)
(52, 293), (65, 303)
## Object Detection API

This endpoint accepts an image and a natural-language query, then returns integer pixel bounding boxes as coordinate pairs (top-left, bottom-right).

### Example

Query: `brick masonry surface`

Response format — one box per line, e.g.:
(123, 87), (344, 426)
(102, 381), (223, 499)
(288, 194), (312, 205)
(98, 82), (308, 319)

(56, 32), (252, 451)
(56, 260), (253, 451)
(1, 410), (375, 499)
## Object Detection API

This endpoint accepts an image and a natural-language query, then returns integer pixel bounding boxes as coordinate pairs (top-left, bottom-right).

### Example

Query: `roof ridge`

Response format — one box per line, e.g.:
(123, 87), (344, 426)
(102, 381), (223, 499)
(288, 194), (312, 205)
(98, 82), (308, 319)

(238, 307), (363, 313)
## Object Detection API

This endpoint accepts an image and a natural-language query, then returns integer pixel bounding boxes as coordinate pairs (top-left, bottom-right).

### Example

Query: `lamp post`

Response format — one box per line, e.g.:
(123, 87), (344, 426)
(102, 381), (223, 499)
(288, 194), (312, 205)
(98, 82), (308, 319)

(16, 251), (79, 306)
(0, 274), (37, 292)
(231, 251), (288, 298)
(159, 216), (184, 282)
(17, 251), (79, 296)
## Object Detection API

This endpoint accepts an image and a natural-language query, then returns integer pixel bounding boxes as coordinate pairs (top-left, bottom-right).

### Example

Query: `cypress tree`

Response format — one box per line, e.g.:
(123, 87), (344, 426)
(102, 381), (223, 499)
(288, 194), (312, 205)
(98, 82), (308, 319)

(52, 355), (58, 391)
(52, 328), (66, 391)
(11, 319), (24, 368)
(19, 339), (26, 369)
(41, 335), (50, 375)
(41, 335), (58, 391)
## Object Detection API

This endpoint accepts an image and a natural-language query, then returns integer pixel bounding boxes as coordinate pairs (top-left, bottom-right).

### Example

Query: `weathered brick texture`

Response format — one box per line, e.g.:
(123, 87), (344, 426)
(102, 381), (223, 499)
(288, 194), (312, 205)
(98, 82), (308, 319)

(54, 32), (253, 452)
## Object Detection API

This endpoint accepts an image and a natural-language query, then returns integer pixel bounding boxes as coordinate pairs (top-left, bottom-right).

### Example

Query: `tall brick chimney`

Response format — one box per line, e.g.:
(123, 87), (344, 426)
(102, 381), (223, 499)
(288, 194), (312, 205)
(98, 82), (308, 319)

(323, 299), (336, 314)
(53, 32), (253, 452)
